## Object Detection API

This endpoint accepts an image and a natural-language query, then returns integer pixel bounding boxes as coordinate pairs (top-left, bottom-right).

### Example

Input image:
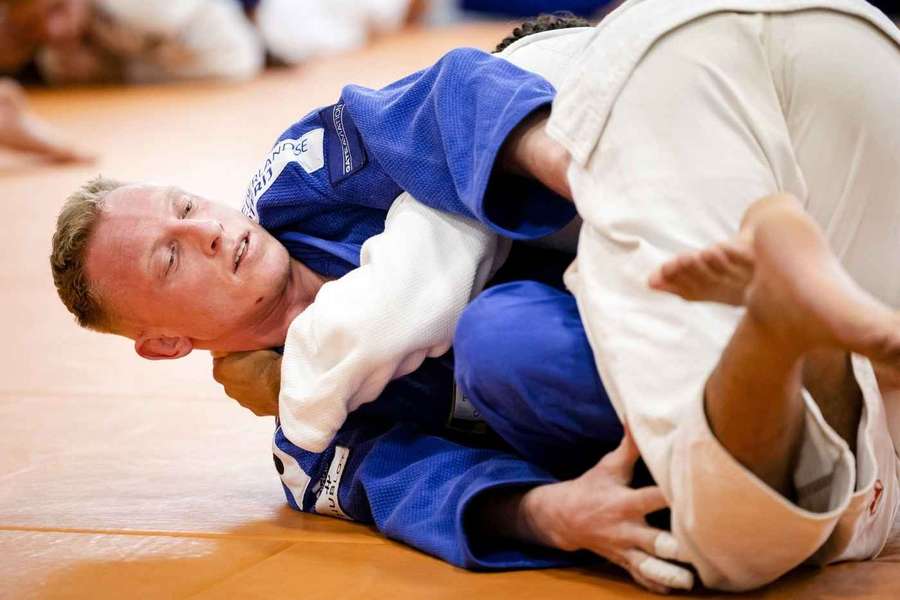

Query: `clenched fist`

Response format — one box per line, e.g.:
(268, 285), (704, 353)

(212, 350), (282, 417)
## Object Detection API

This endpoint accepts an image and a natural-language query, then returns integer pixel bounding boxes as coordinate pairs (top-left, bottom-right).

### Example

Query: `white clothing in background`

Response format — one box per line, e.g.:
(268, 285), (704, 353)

(254, 0), (411, 64)
(39, 0), (263, 84)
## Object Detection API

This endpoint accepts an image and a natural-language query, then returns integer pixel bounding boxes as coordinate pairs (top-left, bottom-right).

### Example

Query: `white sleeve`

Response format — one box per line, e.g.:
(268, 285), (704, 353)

(279, 193), (510, 452)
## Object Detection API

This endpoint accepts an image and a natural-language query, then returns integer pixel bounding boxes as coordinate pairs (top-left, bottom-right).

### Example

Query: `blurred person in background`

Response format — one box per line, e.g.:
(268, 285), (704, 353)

(1, 0), (263, 85)
(0, 77), (89, 162)
(0, 0), (261, 161)
(0, 0), (89, 79)
(242, 0), (421, 65)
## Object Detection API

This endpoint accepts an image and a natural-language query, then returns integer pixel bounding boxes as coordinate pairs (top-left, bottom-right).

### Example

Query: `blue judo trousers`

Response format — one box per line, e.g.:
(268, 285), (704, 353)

(456, 280), (624, 480)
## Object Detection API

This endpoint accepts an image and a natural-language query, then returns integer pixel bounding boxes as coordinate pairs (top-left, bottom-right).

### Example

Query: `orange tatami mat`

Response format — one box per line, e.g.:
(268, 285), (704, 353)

(1, 20), (897, 600)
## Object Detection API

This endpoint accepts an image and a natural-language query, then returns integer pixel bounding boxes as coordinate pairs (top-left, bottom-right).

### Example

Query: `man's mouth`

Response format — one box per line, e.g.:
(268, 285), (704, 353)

(234, 234), (249, 273)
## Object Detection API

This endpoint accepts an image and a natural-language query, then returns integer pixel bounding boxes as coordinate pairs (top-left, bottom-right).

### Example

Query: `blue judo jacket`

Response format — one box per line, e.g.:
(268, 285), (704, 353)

(249, 48), (586, 570)
(242, 47), (575, 278)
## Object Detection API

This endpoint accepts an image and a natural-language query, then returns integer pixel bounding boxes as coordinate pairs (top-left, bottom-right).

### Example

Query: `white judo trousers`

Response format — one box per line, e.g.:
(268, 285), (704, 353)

(547, 0), (900, 591)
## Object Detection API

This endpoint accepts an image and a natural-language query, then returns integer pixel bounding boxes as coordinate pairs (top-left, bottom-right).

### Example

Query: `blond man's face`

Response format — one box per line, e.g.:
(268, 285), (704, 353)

(84, 184), (291, 347)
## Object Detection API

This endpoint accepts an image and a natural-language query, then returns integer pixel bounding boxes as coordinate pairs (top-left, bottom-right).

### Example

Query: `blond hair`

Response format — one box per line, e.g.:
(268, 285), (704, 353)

(50, 175), (126, 332)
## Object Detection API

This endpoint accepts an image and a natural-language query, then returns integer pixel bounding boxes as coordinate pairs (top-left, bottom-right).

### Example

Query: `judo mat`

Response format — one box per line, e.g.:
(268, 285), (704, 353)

(1, 20), (897, 600)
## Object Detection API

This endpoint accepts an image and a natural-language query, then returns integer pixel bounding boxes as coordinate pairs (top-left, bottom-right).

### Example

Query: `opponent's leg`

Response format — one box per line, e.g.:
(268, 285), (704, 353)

(648, 11), (900, 570)
(773, 11), (900, 565)
(801, 349), (863, 455)
(551, 8), (900, 589)
(651, 194), (867, 452)
(700, 198), (900, 493)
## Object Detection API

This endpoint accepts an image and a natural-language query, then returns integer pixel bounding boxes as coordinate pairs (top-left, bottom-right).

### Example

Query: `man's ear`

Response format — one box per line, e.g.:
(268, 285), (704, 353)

(135, 335), (193, 360)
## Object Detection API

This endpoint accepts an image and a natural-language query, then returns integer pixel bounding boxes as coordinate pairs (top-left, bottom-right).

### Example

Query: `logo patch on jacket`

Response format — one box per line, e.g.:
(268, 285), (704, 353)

(242, 128), (325, 221)
(313, 445), (350, 520)
(320, 102), (368, 185)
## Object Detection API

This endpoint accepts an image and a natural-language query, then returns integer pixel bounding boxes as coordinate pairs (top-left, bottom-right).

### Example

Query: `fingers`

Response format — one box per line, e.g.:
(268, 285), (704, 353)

(626, 524), (691, 565)
(211, 351), (241, 382)
(648, 255), (687, 289)
(721, 240), (754, 269)
(211, 351), (229, 381)
(625, 548), (694, 591)
(623, 563), (672, 595)
(597, 427), (640, 482)
(699, 246), (732, 276)
(653, 532), (684, 563)
(622, 485), (668, 517)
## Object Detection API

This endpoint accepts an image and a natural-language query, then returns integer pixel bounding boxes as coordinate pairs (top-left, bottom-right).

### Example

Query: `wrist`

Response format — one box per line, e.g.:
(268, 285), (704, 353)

(519, 483), (577, 552)
(499, 109), (572, 201)
(265, 356), (282, 401)
(499, 108), (550, 177)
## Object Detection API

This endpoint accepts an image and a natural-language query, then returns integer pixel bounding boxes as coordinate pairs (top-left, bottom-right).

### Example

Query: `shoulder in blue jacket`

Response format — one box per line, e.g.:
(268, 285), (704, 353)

(242, 48), (575, 279)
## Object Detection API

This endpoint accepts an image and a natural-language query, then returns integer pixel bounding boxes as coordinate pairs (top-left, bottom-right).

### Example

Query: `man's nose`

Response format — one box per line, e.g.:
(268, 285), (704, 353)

(181, 219), (223, 257)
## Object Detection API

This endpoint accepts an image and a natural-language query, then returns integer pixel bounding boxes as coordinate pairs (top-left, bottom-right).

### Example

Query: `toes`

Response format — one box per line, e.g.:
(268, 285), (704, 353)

(659, 254), (693, 278)
(683, 253), (720, 286)
(700, 246), (731, 276)
(721, 242), (755, 275)
(652, 251), (722, 301)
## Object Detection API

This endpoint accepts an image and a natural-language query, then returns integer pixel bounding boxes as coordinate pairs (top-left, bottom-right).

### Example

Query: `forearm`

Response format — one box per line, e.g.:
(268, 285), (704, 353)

(498, 108), (573, 202)
(471, 483), (572, 553)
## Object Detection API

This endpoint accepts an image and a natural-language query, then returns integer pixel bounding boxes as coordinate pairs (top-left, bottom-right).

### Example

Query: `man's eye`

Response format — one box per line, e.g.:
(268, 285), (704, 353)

(166, 243), (177, 274)
(181, 198), (194, 217)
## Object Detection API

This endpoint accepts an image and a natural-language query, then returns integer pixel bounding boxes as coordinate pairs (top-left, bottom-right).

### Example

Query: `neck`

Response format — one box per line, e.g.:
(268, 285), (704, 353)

(238, 259), (327, 350)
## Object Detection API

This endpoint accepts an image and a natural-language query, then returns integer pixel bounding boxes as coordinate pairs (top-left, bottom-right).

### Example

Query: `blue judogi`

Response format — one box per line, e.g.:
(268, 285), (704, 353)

(242, 47), (575, 279)
(247, 49), (623, 569)
(270, 244), (626, 570)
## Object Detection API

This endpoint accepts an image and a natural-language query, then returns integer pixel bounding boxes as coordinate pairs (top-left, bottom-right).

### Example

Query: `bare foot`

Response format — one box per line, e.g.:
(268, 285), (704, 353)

(655, 193), (900, 368)
(648, 236), (753, 305)
(748, 202), (900, 361)
(647, 194), (806, 305)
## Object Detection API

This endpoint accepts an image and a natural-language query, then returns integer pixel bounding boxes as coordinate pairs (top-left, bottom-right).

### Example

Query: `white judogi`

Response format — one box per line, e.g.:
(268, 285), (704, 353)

(547, 0), (900, 590)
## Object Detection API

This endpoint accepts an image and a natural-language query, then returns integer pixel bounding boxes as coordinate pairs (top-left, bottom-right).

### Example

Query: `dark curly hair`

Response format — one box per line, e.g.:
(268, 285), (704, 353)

(494, 12), (592, 53)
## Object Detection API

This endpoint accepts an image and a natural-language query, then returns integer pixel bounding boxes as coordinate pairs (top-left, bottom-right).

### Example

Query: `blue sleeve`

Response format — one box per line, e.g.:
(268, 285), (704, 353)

(342, 48), (577, 239)
(273, 418), (582, 570)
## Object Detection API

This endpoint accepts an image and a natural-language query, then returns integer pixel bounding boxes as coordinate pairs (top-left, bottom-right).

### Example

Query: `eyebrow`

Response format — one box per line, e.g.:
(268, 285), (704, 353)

(166, 187), (180, 211)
